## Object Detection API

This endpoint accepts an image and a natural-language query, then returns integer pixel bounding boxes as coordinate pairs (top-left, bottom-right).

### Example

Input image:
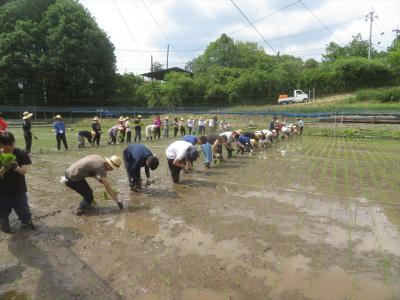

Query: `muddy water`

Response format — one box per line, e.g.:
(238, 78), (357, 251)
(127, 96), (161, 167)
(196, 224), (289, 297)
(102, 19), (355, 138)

(0, 136), (399, 299)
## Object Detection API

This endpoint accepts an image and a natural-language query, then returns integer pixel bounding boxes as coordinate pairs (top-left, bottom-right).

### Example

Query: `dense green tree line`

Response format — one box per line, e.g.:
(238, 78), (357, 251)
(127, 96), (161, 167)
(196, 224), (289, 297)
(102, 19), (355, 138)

(1, 0), (399, 107)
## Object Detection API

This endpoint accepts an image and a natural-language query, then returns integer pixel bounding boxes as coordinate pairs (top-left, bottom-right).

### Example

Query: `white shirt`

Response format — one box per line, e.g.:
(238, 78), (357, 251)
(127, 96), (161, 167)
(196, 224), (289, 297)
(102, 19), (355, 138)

(186, 119), (194, 128)
(166, 141), (193, 160)
(125, 120), (131, 132)
(208, 119), (214, 126)
(198, 119), (206, 126)
(220, 131), (234, 143)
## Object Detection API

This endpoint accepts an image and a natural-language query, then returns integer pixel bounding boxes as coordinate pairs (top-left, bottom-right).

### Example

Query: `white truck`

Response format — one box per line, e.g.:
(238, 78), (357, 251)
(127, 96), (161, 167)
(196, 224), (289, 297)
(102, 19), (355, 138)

(278, 90), (308, 105)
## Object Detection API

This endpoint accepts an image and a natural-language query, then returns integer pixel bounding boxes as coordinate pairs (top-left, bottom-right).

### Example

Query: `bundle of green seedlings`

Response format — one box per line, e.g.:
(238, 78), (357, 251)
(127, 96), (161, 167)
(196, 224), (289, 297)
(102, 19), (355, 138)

(0, 153), (17, 178)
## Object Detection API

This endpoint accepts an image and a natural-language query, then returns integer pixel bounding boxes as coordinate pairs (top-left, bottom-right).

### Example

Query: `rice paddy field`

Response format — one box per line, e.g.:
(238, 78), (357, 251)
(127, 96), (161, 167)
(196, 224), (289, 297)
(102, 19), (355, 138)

(0, 116), (399, 300)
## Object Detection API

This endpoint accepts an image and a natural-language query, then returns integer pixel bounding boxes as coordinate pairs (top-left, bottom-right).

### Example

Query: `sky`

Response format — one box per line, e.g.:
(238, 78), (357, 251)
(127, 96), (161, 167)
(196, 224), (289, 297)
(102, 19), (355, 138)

(78, 0), (400, 74)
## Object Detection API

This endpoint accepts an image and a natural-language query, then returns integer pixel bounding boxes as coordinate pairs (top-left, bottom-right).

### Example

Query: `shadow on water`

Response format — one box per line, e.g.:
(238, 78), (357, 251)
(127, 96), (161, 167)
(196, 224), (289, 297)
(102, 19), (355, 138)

(8, 225), (122, 300)
(0, 264), (25, 287)
(143, 187), (180, 199)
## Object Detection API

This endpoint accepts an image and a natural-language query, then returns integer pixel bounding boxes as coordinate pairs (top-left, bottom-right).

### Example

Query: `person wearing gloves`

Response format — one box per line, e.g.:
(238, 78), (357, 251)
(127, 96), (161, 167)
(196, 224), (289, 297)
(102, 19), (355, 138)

(123, 144), (159, 192)
(165, 140), (199, 183)
(0, 132), (35, 233)
(53, 114), (68, 150)
(63, 155), (123, 215)
(22, 111), (34, 154)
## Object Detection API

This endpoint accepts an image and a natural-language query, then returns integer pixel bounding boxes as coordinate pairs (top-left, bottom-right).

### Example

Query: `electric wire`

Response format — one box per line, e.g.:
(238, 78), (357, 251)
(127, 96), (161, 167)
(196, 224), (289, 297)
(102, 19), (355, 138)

(229, 0), (277, 54)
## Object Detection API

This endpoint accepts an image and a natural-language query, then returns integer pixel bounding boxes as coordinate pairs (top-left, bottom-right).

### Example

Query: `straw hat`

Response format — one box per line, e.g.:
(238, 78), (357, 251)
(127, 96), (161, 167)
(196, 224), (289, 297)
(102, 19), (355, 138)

(180, 117), (184, 121)
(93, 116), (99, 121)
(137, 115), (142, 118)
(237, 129), (242, 134)
(54, 114), (62, 119)
(118, 116), (125, 122)
(104, 155), (122, 170)
(164, 116), (169, 119)
(22, 111), (33, 120)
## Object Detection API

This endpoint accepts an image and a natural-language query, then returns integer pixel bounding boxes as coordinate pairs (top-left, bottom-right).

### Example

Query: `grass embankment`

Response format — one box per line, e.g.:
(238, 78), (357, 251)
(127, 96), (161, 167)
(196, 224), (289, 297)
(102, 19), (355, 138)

(224, 89), (400, 113)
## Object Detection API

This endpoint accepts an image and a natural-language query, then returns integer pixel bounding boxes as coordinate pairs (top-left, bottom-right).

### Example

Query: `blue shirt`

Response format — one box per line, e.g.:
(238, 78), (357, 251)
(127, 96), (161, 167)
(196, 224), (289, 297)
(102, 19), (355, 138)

(123, 144), (153, 183)
(182, 135), (198, 145)
(200, 143), (212, 163)
(53, 121), (66, 134)
(238, 135), (250, 145)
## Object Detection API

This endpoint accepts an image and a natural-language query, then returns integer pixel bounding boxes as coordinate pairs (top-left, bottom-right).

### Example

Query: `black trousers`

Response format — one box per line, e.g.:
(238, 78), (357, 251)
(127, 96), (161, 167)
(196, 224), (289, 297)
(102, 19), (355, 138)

(155, 127), (161, 139)
(134, 127), (141, 141)
(24, 133), (32, 154)
(0, 193), (32, 223)
(126, 131), (131, 143)
(173, 127), (178, 137)
(180, 126), (186, 136)
(56, 133), (68, 150)
(94, 132), (101, 146)
(167, 159), (182, 183)
(65, 179), (94, 209)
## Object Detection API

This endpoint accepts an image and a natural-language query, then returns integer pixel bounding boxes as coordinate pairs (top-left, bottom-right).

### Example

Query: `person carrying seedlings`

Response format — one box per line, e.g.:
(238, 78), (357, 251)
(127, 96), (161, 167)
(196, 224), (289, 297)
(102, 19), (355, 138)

(182, 134), (198, 146)
(77, 130), (94, 148)
(198, 135), (212, 168)
(62, 155), (123, 215)
(165, 140), (199, 183)
(297, 118), (304, 135)
(123, 144), (159, 192)
(0, 132), (35, 233)
(134, 115), (143, 142)
(53, 115), (68, 150)
(163, 116), (170, 138)
(22, 111), (34, 154)
(108, 125), (118, 145)
(154, 115), (161, 139)
(0, 112), (7, 133)
(179, 118), (186, 136)
(91, 117), (101, 146)
(173, 117), (179, 137)
(125, 117), (131, 143)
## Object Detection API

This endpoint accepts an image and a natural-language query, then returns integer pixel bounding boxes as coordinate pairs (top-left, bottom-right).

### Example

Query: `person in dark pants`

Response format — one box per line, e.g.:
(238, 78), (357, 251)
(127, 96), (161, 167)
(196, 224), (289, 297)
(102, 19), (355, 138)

(179, 118), (186, 136)
(91, 117), (101, 146)
(236, 134), (252, 154)
(0, 132), (35, 233)
(123, 144), (159, 192)
(22, 111), (34, 154)
(166, 140), (199, 183)
(173, 117), (179, 137)
(63, 154), (123, 215)
(53, 115), (68, 150)
(77, 130), (94, 148)
(154, 115), (161, 139)
(134, 115), (143, 142)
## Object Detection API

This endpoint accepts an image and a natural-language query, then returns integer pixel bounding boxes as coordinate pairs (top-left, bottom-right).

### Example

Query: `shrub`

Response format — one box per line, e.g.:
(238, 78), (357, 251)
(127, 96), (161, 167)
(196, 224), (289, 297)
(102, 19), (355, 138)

(355, 87), (400, 102)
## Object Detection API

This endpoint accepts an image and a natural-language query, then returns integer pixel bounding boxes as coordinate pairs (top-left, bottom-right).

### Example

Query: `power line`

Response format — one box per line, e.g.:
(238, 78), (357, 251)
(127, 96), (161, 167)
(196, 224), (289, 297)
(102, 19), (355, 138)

(228, 0), (277, 54)
(112, 0), (145, 60)
(227, 0), (300, 35)
(298, 0), (344, 45)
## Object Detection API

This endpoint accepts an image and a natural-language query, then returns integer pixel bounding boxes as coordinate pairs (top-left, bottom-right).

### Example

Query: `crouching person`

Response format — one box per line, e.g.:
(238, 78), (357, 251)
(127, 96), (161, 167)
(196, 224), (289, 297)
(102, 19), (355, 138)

(77, 130), (94, 148)
(0, 132), (34, 233)
(166, 141), (199, 183)
(123, 144), (159, 192)
(63, 155), (123, 215)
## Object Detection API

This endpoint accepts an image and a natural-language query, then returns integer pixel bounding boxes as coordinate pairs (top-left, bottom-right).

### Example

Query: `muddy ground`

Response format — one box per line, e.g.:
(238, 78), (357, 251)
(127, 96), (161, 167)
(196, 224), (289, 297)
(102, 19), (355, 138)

(0, 135), (399, 300)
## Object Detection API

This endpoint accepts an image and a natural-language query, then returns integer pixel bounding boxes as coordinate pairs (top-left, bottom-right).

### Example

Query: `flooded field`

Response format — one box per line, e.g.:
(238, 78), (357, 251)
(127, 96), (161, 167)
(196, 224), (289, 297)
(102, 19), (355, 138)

(1, 135), (399, 299)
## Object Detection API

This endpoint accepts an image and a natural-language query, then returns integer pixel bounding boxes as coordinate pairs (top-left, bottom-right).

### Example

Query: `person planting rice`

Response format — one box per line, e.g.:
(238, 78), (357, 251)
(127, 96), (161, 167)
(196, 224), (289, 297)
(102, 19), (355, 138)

(53, 115), (68, 150)
(165, 140), (199, 183)
(108, 125), (118, 145)
(182, 134), (198, 146)
(0, 132), (35, 233)
(77, 130), (94, 148)
(207, 134), (224, 163)
(220, 134), (233, 158)
(134, 115), (143, 142)
(22, 111), (35, 154)
(92, 117), (102, 146)
(198, 135), (212, 168)
(145, 124), (157, 141)
(235, 133), (252, 154)
(62, 155), (123, 215)
(123, 144), (159, 192)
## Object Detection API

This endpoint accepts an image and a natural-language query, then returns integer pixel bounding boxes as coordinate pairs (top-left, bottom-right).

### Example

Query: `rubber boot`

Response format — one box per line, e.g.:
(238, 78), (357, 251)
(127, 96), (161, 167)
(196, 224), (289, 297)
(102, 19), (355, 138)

(21, 219), (36, 230)
(0, 218), (12, 234)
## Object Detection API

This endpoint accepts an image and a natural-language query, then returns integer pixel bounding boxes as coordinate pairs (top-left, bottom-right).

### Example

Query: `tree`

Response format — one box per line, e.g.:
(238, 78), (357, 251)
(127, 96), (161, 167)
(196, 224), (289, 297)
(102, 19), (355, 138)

(304, 58), (319, 69)
(0, 0), (116, 105)
(152, 61), (163, 71)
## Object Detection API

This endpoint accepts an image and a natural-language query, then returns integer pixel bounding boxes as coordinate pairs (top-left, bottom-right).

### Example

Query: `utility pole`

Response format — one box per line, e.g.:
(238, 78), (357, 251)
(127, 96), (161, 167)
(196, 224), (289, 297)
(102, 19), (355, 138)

(365, 10), (377, 60)
(393, 26), (400, 46)
(166, 44), (169, 69)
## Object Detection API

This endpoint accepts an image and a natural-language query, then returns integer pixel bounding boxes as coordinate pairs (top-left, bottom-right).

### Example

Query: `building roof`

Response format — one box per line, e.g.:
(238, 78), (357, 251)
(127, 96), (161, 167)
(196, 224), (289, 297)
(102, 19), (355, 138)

(141, 67), (193, 81)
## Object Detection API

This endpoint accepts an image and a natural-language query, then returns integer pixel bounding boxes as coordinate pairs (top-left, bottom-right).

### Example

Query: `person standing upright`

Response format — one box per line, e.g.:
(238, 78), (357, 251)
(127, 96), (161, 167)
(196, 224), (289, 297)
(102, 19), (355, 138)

(179, 118), (186, 136)
(297, 118), (304, 135)
(91, 117), (101, 146)
(22, 111), (34, 154)
(163, 116), (170, 138)
(134, 115), (143, 142)
(125, 117), (131, 143)
(186, 117), (194, 135)
(53, 115), (68, 150)
(173, 117), (179, 137)
(0, 112), (8, 133)
(154, 115), (161, 139)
